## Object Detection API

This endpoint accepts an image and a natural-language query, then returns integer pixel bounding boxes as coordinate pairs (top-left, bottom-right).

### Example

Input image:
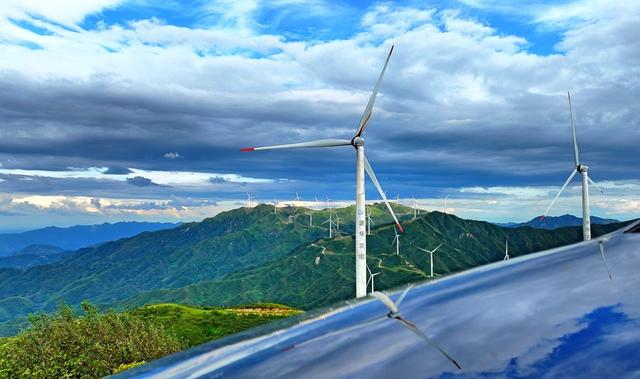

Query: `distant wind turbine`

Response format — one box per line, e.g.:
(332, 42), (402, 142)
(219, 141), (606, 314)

(246, 193), (254, 208)
(366, 264), (380, 293)
(411, 195), (419, 220)
(304, 211), (314, 227)
(541, 91), (604, 241)
(295, 192), (301, 202)
(441, 195), (449, 213)
(242, 45), (402, 298)
(366, 206), (374, 235)
(322, 212), (337, 238)
(272, 197), (279, 214)
(335, 216), (342, 231)
(418, 243), (443, 278)
(392, 228), (401, 255)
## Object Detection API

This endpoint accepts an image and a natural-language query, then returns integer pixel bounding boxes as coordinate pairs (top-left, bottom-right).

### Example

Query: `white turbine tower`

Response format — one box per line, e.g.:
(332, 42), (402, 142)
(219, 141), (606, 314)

(246, 193), (254, 208)
(366, 205), (374, 235)
(335, 216), (342, 231)
(411, 195), (419, 220)
(272, 197), (279, 214)
(392, 228), (401, 255)
(366, 264), (380, 293)
(418, 243), (442, 278)
(541, 91), (603, 241)
(503, 238), (509, 260)
(242, 46), (402, 298)
(295, 192), (301, 202)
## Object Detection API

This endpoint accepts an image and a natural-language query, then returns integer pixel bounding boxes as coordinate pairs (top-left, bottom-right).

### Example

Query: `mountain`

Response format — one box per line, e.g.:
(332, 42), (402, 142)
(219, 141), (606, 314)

(0, 245), (68, 269)
(0, 222), (180, 257)
(499, 214), (620, 229)
(0, 205), (629, 336)
(122, 212), (627, 311)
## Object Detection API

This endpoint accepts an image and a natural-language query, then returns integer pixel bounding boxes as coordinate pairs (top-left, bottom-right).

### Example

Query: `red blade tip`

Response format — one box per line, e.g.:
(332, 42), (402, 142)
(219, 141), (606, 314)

(240, 147), (255, 152)
(397, 223), (404, 233)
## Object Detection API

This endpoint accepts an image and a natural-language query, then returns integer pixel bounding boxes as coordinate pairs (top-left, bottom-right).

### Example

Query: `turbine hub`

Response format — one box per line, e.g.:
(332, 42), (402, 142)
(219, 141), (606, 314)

(352, 136), (365, 147)
(578, 164), (589, 173)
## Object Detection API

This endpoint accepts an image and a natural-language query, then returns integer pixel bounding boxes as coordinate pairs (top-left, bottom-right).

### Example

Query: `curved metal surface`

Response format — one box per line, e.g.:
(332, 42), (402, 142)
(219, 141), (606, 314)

(117, 221), (640, 379)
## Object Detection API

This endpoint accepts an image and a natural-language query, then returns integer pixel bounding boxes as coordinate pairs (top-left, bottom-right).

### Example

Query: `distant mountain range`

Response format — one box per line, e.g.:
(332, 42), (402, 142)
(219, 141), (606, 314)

(496, 214), (619, 229)
(0, 245), (68, 269)
(0, 222), (179, 257)
(0, 205), (630, 336)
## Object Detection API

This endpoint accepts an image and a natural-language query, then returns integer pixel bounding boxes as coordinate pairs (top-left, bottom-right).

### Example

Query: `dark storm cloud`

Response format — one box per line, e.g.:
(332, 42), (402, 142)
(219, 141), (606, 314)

(126, 176), (161, 187)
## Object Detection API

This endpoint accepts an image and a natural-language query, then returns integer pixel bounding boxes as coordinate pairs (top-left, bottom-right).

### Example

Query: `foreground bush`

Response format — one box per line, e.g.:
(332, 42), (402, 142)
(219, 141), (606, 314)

(0, 302), (183, 378)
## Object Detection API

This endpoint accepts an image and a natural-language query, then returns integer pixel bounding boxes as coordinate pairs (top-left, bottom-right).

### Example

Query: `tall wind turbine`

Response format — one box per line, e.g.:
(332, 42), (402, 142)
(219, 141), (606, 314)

(418, 243), (443, 278)
(335, 216), (342, 231)
(366, 205), (374, 235)
(272, 197), (279, 214)
(392, 228), (401, 255)
(503, 238), (509, 260)
(295, 192), (301, 202)
(246, 193), (254, 208)
(242, 46), (402, 298)
(541, 91), (603, 241)
(366, 264), (381, 293)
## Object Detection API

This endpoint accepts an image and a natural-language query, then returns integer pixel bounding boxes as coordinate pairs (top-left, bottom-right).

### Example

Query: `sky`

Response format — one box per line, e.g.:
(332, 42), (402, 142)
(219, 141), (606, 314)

(0, 0), (638, 231)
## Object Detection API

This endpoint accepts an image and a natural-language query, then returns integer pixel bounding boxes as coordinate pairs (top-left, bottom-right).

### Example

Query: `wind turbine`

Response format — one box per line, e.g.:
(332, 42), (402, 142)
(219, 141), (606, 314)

(411, 195), (419, 220)
(441, 195), (449, 213)
(366, 264), (380, 293)
(392, 228), (401, 255)
(503, 238), (509, 260)
(295, 192), (301, 202)
(417, 243), (443, 278)
(335, 216), (342, 231)
(246, 193), (254, 208)
(322, 212), (337, 238)
(272, 197), (279, 214)
(304, 211), (314, 227)
(366, 205), (374, 235)
(242, 46), (402, 298)
(541, 91), (604, 241)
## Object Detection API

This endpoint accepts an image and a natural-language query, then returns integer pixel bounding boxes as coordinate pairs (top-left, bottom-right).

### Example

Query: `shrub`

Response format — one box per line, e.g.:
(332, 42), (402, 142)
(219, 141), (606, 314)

(0, 302), (183, 378)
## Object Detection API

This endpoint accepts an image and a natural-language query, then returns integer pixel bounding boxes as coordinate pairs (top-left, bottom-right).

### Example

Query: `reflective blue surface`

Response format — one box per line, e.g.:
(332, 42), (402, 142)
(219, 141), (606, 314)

(117, 221), (640, 378)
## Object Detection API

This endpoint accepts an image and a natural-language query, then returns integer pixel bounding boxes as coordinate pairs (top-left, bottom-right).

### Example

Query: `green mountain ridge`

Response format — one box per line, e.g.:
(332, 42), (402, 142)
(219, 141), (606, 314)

(122, 211), (626, 311)
(0, 204), (629, 336)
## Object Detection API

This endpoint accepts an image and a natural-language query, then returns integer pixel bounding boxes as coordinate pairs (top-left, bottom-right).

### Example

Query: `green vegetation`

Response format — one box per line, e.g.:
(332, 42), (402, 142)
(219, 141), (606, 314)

(0, 302), (301, 378)
(130, 303), (301, 347)
(0, 302), (182, 378)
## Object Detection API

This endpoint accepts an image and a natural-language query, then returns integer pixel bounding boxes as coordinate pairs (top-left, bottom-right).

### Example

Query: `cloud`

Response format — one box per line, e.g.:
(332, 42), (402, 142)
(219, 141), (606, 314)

(104, 166), (132, 175)
(126, 176), (161, 187)
(0, 1), (637, 228)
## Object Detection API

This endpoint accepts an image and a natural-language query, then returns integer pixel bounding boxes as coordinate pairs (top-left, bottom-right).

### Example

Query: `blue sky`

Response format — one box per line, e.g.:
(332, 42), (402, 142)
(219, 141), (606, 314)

(0, 0), (638, 231)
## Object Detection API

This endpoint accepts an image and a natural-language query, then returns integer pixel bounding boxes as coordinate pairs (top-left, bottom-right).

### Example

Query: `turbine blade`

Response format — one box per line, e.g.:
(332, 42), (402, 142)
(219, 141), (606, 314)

(542, 169), (578, 218)
(354, 45), (394, 138)
(241, 139), (351, 152)
(364, 156), (403, 232)
(431, 243), (443, 254)
(417, 247), (429, 253)
(568, 91), (580, 166)
(598, 241), (613, 281)
(371, 291), (399, 314)
(587, 175), (605, 194)
(395, 284), (413, 307)
(396, 317), (461, 370)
